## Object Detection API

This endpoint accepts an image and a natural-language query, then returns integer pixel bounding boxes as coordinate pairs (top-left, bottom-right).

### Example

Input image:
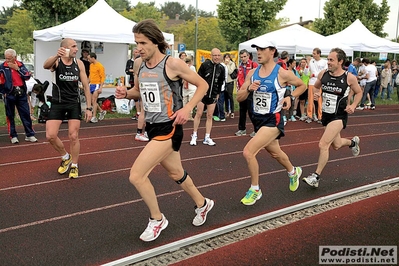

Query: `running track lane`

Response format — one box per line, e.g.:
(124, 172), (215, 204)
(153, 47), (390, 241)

(0, 105), (398, 265)
(172, 189), (399, 266)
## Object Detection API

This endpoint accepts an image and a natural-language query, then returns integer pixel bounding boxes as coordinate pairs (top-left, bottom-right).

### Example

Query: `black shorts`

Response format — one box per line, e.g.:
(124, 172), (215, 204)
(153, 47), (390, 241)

(146, 120), (183, 151)
(47, 102), (82, 121)
(251, 112), (285, 139)
(201, 96), (217, 105)
(298, 88), (308, 101)
(321, 112), (348, 128)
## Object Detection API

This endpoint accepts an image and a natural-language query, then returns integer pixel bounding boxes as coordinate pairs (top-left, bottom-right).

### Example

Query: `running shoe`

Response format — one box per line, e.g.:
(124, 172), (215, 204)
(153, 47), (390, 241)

(289, 167), (302, 192)
(305, 117), (312, 123)
(351, 136), (360, 156)
(69, 166), (79, 179)
(11, 137), (19, 144)
(299, 115), (306, 121)
(355, 106), (364, 110)
(25, 136), (38, 142)
(302, 173), (319, 188)
(249, 131), (256, 138)
(140, 214), (169, 242)
(58, 155), (72, 174)
(135, 133), (149, 142)
(203, 138), (216, 146)
(98, 110), (107, 120)
(192, 198), (215, 226)
(190, 135), (197, 146)
(235, 130), (246, 136)
(241, 188), (262, 205)
(90, 117), (98, 123)
(213, 116), (220, 122)
(290, 116), (296, 122)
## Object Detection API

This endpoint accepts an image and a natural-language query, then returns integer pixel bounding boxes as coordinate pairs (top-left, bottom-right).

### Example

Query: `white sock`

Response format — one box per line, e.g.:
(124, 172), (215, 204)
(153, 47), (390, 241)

(205, 133), (210, 139)
(251, 185), (260, 191)
(71, 163), (78, 168)
(288, 167), (295, 176)
(192, 132), (197, 137)
(62, 153), (70, 160)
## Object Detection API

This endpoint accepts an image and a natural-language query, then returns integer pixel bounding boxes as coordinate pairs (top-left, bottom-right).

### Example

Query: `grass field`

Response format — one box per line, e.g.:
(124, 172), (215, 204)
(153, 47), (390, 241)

(1, 88), (398, 127)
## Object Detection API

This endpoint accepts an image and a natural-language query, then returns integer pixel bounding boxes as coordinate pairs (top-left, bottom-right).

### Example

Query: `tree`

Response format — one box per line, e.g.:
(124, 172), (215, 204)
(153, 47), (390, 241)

(314, 0), (390, 37)
(119, 2), (167, 31)
(107, 0), (131, 11)
(21, 0), (97, 29)
(0, 9), (35, 59)
(218, 0), (287, 47)
(160, 1), (185, 19)
(171, 17), (227, 51)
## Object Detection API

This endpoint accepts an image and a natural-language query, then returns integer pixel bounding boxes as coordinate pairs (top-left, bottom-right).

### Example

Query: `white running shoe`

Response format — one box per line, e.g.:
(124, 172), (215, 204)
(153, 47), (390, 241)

(203, 137), (216, 146)
(98, 110), (107, 120)
(25, 136), (38, 142)
(139, 214), (169, 242)
(90, 117), (98, 123)
(11, 137), (19, 144)
(190, 135), (197, 146)
(135, 133), (149, 142)
(302, 173), (320, 188)
(193, 198), (214, 226)
(351, 136), (360, 156)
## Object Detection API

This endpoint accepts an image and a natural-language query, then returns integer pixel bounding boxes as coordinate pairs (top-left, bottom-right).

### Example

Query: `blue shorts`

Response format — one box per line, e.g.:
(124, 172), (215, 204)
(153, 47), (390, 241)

(90, 84), (100, 94)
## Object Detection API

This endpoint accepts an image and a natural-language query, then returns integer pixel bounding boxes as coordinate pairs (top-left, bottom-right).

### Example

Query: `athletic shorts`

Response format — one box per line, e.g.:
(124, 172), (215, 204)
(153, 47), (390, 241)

(146, 120), (184, 151)
(299, 88), (308, 101)
(251, 112), (285, 139)
(201, 96), (217, 105)
(321, 112), (348, 129)
(90, 84), (100, 94)
(47, 102), (82, 121)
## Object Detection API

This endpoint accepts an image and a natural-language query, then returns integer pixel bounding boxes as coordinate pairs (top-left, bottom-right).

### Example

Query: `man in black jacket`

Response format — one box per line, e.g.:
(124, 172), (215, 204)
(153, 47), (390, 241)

(190, 48), (225, 146)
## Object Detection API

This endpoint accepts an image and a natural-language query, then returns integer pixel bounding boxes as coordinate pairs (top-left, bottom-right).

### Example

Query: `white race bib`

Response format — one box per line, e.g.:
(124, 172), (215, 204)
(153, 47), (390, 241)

(322, 92), (338, 114)
(253, 91), (271, 114)
(140, 82), (161, 112)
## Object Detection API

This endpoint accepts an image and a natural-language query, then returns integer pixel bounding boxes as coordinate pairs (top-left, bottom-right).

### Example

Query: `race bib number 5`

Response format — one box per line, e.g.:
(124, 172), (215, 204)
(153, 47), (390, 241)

(140, 82), (161, 112)
(322, 92), (338, 114)
(253, 91), (271, 114)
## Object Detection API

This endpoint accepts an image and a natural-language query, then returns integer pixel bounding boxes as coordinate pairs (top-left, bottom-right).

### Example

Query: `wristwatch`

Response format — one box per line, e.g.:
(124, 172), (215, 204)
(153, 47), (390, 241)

(86, 107), (93, 111)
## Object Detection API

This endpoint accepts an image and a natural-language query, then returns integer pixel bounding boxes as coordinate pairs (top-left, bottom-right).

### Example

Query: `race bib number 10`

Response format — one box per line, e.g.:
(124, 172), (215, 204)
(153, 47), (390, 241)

(140, 82), (161, 112)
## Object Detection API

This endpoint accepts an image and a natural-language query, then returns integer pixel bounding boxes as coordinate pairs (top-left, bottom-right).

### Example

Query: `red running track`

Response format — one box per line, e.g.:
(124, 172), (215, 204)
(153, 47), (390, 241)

(172, 189), (399, 266)
(0, 105), (398, 265)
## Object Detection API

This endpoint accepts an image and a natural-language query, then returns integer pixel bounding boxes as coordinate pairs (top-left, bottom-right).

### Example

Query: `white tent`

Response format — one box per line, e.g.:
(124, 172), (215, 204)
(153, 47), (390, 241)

(325, 19), (399, 53)
(33, 0), (174, 88)
(239, 24), (353, 58)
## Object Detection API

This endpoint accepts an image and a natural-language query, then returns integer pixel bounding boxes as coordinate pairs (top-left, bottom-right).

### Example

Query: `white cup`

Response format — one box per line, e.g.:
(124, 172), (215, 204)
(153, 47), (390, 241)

(65, 48), (70, 57)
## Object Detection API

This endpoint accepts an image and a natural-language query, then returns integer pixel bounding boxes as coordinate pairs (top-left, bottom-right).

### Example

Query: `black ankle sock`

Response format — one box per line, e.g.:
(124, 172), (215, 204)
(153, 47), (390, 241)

(349, 140), (355, 148)
(137, 129), (143, 134)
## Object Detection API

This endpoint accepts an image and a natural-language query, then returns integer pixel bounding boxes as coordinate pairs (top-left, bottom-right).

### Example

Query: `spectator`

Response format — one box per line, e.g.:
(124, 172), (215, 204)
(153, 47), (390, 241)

(307, 48), (327, 123)
(87, 52), (106, 122)
(297, 58), (310, 121)
(380, 61), (392, 100)
(0, 48), (37, 144)
(183, 56), (197, 121)
(80, 48), (90, 78)
(223, 53), (237, 118)
(235, 49), (258, 137)
(356, 58), (377, 110)
(190, 48), (225, 146)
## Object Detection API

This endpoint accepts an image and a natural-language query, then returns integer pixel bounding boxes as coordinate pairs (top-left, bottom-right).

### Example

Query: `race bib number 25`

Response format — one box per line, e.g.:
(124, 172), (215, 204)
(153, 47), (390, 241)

(253, 91), (271, 114)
